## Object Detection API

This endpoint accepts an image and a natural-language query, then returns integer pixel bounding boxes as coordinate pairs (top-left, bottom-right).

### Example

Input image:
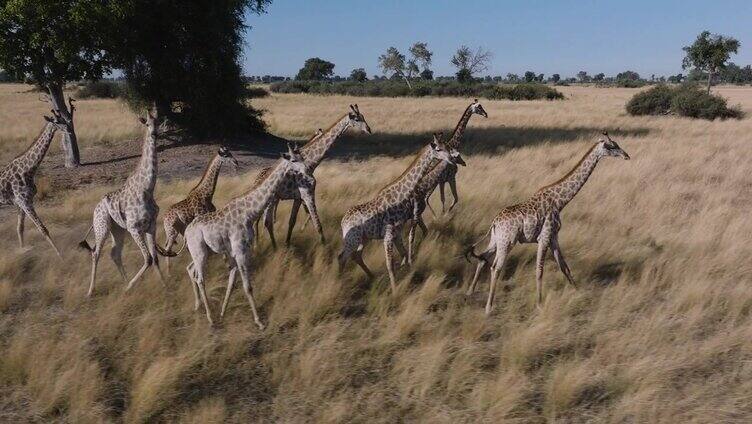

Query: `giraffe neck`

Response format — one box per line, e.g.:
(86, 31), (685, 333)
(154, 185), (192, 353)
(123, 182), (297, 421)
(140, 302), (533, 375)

(541, 145), (602, 211)
(190, 154), (223, 201)
(420, 158), (452, 191)
(381, 146), (435, 202)
(301, 115), (350, 170)
(130, 130), (158, 192)
(446, 105), (475, 149)
(22, 123), (57, 175)
(235, 160), (291, 223)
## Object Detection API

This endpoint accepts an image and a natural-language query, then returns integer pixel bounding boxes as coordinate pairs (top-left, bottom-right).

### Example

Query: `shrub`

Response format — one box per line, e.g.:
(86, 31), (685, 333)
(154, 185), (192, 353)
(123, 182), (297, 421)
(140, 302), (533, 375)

(74, 80), (124, 99)
(670, 85), (743, 120)
(268, 80), (565, 101)
(625, 85), (673, 115)
(244, 86), (269, 98)
(625, 84), (742, 120)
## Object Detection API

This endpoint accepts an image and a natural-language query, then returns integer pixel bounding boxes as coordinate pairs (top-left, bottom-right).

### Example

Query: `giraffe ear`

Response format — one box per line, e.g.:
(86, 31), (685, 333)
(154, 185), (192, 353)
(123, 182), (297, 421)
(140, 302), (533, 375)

(43, 115), (54, 123)
(139, 117), (147, 125)
(280, 152), (291, 161)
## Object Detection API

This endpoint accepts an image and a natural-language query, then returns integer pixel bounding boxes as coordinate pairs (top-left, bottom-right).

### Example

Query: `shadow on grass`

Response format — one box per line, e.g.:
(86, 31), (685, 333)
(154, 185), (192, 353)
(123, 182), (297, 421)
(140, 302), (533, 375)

(235, 126), (651, 161)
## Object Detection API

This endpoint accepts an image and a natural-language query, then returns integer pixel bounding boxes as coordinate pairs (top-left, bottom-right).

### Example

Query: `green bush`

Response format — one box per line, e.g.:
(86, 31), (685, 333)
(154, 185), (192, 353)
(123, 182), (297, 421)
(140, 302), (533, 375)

(74, 80), (124, 99)
(625, 85), (673, 115)
(269, 80), (565, 102)
(670, 86), (743, 120)
(244, 86), (269, 98)
(625, 84), (742, 120)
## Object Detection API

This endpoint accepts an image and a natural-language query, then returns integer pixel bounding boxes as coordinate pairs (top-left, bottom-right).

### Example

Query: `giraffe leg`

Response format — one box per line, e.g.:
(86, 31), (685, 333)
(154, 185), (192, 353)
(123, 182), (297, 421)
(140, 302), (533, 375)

(163, 222), (178, 275)
(125, 231), (152, 292)
(86, 205), (111, 297)
(145, 231), (166, 285)
(220, 265), (238, 320)
(467, 246), (495, 296)
(535, 232), (553, 309)
(109, 225), (128, 282)
(187, 253), (213, 326)
(236, 254), (265, 330)
(485, 244), (510, 315)
(285, 198), (302, 247)
(393, 229), (408, 268)
(16, 198), (60, 257)
(407, 223), (417, 266)
(383, 225), (398, 295)
(187, 262), (201, 311)
(439, 182), (446, 214)
(16, 208), (24, 248)
(551, 234), (576, 288)
(352, 247), (373, 278)
(301, 203), (312, 230)
(263, 201), (278, 249)
(300, 188), (325, 244)
(253, 217), (260, 248)
(448, 177), (459, 212)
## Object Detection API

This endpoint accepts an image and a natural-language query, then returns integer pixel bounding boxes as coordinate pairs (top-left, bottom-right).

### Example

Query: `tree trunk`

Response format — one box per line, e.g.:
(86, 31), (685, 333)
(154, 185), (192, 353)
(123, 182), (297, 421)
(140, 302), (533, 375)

(707, 71), (713, 94)
(402, 75), (412, 90)
(47, 83), (80, 168)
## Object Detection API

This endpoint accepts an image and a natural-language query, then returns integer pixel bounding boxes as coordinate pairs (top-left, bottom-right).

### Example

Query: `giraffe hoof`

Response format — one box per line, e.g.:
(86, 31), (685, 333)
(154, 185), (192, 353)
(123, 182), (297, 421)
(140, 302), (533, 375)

(256, 321), (266, 331)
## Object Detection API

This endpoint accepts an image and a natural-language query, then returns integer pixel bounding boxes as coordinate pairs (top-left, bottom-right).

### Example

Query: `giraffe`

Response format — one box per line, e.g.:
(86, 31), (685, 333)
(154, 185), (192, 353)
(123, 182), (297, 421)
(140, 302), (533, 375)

(406, 148), (467, 264)
(464, 132), (630, 313)
(0, 110), (69, 256)
(255, 105), (371, 248)
(161, 146), (238, 272)
(338, 134), (462, 294)
(78, 108), (176, 297)
(423, 99), (487, 214)
(179, 143), (308, 329)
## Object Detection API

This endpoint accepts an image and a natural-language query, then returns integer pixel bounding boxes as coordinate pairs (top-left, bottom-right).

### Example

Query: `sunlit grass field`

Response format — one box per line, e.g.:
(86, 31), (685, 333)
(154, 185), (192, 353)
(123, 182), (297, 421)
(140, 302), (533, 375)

(1, 84), (752, 422)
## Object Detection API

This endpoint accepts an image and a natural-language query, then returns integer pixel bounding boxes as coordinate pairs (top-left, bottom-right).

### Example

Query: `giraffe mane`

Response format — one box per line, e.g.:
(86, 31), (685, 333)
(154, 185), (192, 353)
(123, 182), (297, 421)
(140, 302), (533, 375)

(377, 145), (430, 194)
(536, 143), (598, 193)
(189, 152), (220, 193)
(301, 113), (349, 151)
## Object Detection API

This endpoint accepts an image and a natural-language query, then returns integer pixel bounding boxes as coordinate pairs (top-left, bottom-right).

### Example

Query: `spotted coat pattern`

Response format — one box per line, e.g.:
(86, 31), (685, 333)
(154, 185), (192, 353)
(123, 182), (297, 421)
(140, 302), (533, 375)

(182, 147), (308, 329)
(0, 116), (67, 255)
(338, 136), (458, 293)
(253, 106), (371, 248)
(161, 147), (237, 270)
(79, 112), (171, 297)
(465, 135), (630, 313)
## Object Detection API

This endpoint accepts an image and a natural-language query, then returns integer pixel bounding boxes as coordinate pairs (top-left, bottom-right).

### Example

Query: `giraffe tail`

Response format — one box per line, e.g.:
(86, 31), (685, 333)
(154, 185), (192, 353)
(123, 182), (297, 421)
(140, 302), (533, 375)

(462, 227), (492, 264)
(157, 236), (186, 258)
(78, 226), (94, 253)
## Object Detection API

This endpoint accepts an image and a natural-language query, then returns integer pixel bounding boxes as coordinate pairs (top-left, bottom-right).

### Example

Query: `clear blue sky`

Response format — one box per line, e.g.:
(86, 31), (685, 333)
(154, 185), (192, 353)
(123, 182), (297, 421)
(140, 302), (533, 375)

(242, 0), (752, 78)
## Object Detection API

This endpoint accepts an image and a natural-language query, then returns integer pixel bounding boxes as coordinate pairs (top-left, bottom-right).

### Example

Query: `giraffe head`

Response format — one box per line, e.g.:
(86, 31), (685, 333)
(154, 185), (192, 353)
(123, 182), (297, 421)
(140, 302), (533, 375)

(43, 109), (68, 131)
(281, 143), (307, 173)
(597, 131), (630, 160)
(429, 133), (465, 166)
(469, 99), (488, 118)
(138, 107), (163, 139)
(218, 146), (239, 169)
(347, 104), (372, 134)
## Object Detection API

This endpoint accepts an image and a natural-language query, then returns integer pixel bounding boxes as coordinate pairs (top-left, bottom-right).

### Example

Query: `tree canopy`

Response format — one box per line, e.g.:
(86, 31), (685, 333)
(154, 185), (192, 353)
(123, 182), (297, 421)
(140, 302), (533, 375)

(451, 45), (492, 82)
(296, 57), (335, 81)
(682, 31), (740, 93)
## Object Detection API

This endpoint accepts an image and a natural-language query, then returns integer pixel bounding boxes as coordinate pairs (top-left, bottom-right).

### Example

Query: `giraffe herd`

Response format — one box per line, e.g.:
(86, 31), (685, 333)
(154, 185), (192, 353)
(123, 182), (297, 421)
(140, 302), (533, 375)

(1, 99), (630, 329)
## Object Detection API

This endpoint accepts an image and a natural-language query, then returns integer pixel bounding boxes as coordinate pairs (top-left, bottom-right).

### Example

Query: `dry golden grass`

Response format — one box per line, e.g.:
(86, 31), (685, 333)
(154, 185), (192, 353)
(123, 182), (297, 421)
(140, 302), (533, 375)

(1, 85), (752, 422)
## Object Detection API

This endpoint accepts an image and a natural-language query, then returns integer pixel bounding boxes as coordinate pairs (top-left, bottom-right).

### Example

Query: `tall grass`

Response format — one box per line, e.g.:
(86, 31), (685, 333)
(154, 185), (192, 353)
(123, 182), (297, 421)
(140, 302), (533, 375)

(0, 86), (751, 422)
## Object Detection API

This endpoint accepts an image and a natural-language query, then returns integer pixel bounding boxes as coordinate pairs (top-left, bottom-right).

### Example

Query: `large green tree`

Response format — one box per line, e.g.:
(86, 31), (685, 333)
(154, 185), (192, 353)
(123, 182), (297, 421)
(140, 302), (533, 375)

(682, 31), (740, 93)
(295, 57), (335, 81)
(0, 0), (116, 167)
(113, 0), (271, 138)
(451, 45), (492, 83)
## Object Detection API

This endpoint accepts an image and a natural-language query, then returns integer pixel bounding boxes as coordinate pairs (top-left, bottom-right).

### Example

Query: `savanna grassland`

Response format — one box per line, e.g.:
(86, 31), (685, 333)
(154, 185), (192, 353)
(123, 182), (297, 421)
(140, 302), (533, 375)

(1, 83), (752, 423)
